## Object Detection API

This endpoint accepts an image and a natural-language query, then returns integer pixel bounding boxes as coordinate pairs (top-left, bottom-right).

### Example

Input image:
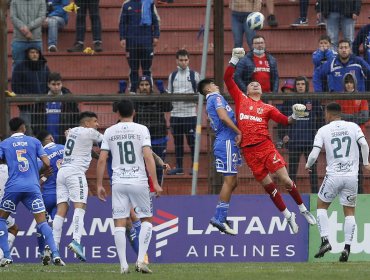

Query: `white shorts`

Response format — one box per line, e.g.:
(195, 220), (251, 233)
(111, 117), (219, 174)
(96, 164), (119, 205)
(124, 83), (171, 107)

(112, 181), (152, 220)
(56, 167), (88, 204)
(6, 215), (15, 228)
(318, 175), (358, 207)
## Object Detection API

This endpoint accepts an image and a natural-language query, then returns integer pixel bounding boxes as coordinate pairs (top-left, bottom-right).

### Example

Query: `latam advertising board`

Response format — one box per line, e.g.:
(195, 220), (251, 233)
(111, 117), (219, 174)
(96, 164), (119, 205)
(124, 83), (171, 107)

(10, 194), (309, 263)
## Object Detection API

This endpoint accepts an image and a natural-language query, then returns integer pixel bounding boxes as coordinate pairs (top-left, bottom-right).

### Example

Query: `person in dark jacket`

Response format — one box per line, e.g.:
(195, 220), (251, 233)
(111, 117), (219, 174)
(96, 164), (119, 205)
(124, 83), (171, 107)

(281, 76), (324, 193)
(352, 24), (370, 67)
(119, 0), (160, 94)
(315, 0), (361, 49)
(234, 35), (279, 93)
(133, 76), (172, 184)
(11, 47), (50, 135)
(32, 72), (80, 144)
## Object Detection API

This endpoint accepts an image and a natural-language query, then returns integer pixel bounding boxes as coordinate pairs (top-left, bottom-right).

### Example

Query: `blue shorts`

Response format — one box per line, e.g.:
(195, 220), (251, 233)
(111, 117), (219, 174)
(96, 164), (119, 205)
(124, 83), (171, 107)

(0, 191), (46, 214)
(213, 139), (241, 174)
(42, 193), (57, 220)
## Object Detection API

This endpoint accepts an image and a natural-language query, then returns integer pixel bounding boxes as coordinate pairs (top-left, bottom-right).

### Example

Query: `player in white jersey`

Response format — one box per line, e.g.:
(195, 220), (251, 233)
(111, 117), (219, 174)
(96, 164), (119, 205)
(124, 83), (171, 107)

(0, 164), (18, 259)
(52, 112), (103, 262)
(305, 103), (370, 262)
(96, 99), (162, 274)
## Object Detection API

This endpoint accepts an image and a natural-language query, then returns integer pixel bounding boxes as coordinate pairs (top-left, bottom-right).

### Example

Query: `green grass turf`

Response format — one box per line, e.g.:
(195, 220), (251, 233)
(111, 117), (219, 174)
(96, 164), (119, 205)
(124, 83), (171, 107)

(1, 262), (370, 280)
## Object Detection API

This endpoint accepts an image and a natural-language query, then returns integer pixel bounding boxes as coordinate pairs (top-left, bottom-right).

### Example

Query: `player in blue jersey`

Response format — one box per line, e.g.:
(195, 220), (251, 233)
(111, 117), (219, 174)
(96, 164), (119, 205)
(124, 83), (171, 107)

(35, 130), (64, 265)
(198, 79), (242, 235)
(0, 118), (64, 266)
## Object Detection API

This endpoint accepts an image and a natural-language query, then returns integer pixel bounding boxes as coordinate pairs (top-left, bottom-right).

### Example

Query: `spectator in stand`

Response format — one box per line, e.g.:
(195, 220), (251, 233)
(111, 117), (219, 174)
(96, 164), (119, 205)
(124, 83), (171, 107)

(167, 49), (200, 175)
(352, 24), (370, 66)
(133, 76), (173, 184)
(313, 39), (370, 93)
(276, 79), (295, 149)
(234, 35), (279, 93)
(281, 77), (323, 193)
(32, 72), (80, 144)
(44, 0), (69, 52)
(229, 0), (262, 50)
(119, 0), (160, 94)
(312, 35), (336, 93)
(10, 0), (46, 66)
(291, 0), (325, 26)
(67, 0), (103, 52)
(266, 0), (278, 27)
(315, 0), (361, 50)
(11, 47), (50, 135)
(336, 73), (369, 194)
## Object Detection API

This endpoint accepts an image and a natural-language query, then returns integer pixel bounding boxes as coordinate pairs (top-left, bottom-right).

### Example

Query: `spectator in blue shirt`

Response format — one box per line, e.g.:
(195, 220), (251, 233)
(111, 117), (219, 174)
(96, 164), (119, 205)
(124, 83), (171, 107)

(313, 39), (370, 93)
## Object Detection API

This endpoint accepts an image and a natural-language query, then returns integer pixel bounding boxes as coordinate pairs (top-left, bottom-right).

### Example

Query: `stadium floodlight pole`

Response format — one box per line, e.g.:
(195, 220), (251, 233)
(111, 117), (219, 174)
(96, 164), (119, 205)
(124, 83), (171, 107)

(0, 1), (7, 138)
(191, 0), (212, 195)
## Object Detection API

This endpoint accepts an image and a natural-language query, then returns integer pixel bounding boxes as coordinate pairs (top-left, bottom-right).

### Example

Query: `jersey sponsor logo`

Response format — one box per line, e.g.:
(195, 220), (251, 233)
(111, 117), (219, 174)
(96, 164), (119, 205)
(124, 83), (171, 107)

(254, 67), (270, 73)
(239, 113), (262, 122)
(46, 108), (62, 113)
(152, 209), (179, 257)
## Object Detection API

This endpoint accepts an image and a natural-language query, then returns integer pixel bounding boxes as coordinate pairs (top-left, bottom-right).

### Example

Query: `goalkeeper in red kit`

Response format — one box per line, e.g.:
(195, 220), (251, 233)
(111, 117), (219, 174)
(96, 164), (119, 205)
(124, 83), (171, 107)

(224, 48), (316, 233)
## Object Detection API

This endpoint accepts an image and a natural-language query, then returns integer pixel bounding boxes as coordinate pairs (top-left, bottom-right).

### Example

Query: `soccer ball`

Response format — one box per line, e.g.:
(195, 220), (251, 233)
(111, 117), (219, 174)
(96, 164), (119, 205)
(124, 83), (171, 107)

(246, 12), (265, 30)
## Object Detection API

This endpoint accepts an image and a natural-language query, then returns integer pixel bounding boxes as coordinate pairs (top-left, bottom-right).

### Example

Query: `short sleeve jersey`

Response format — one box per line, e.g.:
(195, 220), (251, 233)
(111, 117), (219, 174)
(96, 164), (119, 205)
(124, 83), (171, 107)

(206, 92), (237, 141)
(313, 120), (364, 176)
(101, 122), (151, 185)
(0, 133), (46, 192)
(61, 127), (103, 173)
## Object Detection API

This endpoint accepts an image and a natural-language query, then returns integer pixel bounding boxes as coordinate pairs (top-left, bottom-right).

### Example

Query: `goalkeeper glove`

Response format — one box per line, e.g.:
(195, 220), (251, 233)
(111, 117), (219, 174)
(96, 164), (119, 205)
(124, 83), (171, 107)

(291, 104), (309, 120)
(229, 48), (245, 66)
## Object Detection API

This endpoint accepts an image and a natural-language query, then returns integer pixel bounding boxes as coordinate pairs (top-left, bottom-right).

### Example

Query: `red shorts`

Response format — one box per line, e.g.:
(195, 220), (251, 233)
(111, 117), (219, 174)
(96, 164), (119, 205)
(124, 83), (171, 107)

(242, 140), (286, 181)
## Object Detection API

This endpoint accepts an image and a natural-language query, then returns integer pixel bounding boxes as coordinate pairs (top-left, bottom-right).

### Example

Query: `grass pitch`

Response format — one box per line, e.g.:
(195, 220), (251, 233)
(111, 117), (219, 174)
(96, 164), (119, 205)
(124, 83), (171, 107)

(1, 262), (370, 280)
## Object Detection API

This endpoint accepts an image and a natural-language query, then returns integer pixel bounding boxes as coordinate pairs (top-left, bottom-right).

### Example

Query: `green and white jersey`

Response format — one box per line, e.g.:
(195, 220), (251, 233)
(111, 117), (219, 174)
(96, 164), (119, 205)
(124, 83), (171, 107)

(101, 122), (151, 184)
(314, 120), (364, 176)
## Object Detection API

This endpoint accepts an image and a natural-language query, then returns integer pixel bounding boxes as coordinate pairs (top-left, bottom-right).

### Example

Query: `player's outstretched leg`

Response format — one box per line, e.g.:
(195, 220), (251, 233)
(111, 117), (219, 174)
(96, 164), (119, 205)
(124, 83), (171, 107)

(37, 221), (65, 266)
(315, 208), (332, 258)
(68, 208), (86, 262)
(288, 182), (316, 225)
(210, 201), (237, 235)
(339, 216), (356, 262)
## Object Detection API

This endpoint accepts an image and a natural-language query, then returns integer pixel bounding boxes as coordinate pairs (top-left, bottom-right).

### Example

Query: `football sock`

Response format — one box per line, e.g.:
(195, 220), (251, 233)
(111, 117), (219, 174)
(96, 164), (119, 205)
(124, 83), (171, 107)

(126, 226), (139, 254)
(52, 215), (64, 248)
(263, 183), (286, 212)
(37, 221), (58, 255)
(298, 203), (307, 212)
(344, 244), (351, 252)
(133, 220), (142, 235)
(36, 228), (46, 253)
(138, 221), (152, 263)
(344, 216), (356, 246)
(288, 182), (304, 205)
(0, 218), (10, 258)
(316, 209), (329, 238)
(114, 227), (128, 270)
(8, 232), (16, 249)
(72, 208), (85, 244)
(215, 201), (229, 222)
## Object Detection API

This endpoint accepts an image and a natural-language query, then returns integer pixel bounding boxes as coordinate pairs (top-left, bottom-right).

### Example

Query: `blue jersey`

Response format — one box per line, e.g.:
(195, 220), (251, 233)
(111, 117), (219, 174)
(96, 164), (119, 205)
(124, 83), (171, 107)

(41, 142), (64, 195)
(206, 92), (237, 141)
(0, 133), (46, 193)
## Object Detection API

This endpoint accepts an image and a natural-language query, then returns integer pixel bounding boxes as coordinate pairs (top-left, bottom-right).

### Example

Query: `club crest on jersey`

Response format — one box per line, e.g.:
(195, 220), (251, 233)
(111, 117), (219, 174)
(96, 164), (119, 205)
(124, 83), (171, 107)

(257, 108), (263, 114)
